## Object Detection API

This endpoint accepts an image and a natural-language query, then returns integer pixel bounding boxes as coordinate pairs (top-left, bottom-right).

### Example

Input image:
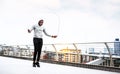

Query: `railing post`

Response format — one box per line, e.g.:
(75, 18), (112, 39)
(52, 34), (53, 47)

(26, 45), (31, 58)
(104, 42), (114, 67)
(52, 44), (58, 61)
(17, 45), (22, 57)
(73, 43), (80, 63)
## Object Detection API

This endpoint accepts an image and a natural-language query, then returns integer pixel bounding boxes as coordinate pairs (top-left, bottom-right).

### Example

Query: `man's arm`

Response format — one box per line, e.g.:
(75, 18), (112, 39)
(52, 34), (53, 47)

(28, 26), (34, 33)
(43, 29), (52, 37)
(43, 29), (57, 38)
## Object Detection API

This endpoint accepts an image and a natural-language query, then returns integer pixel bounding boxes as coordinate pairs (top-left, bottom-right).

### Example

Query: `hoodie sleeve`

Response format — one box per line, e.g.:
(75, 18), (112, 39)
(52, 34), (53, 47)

(29, 25), (35, 32)
(43, 28), (52, 37)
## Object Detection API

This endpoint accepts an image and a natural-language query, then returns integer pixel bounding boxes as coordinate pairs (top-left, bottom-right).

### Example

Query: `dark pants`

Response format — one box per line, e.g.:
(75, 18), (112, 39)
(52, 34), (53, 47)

(33, 37), (43, 62)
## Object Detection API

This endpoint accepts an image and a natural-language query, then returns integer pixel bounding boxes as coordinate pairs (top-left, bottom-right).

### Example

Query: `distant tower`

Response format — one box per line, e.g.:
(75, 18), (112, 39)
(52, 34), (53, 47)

(114, 38), (120, 56)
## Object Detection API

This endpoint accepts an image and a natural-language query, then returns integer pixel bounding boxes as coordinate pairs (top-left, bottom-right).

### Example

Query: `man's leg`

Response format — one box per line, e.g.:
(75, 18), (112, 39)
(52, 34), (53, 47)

(36, 38), (43, 67)
(33, 38), (38, 67)
(33, 49), (37, 62)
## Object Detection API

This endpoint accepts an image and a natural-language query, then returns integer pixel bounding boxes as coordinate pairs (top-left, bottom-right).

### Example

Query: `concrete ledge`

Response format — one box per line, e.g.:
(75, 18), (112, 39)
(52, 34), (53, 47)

(41, 59), (120, 73)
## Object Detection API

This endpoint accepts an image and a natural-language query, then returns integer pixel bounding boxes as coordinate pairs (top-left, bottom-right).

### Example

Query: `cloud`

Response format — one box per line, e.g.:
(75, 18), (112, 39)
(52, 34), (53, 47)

(0, 0), (61, 26)
(17, 0), (61, 10)
(61, 0), (120, 18)
(0, 0), (61, 15)
(92, 0), (120, 18)
(58, 10), (113, 42)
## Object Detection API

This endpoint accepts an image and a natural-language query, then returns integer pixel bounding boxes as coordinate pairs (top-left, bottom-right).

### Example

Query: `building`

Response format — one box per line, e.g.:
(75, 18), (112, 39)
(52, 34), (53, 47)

(104, 48), (114, 54)
(89, 48), (94, 54)
(42, 48), (81, 63)
(114, 38), (120, 56)
(42, 51), (57, 61)
(1, 45), (33, 58)
(59, 48), (81, 63)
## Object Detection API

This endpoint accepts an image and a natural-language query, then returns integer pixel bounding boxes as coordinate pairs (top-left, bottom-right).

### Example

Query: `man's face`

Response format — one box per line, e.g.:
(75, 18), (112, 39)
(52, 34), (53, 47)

(38, 20), (43, 26)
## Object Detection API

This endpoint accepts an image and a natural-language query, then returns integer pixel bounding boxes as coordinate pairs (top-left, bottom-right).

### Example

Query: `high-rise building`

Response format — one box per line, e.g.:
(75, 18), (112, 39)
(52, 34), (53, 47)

(114, 38), (120, 56)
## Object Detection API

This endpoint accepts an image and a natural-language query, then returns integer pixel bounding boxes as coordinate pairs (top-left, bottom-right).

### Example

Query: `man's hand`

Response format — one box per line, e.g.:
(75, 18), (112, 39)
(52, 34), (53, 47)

(28, 29), (31, 33)
(52, 35), (57, 38)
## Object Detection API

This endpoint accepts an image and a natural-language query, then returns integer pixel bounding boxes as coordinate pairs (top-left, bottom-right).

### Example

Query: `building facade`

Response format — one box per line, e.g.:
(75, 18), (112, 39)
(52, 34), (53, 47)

(59, 48), (81, 63)
(114, 38), (120, 56)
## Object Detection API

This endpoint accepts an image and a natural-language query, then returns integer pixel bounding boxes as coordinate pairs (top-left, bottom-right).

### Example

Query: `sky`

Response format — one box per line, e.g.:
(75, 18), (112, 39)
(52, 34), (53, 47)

(0, 56), (119, 74)
(0, 0), (120, 45)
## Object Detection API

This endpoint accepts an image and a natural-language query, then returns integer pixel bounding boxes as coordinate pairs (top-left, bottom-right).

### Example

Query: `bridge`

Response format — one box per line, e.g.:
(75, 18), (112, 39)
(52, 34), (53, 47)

(0, 56), (119, 74)
(0, 42), (120, 73)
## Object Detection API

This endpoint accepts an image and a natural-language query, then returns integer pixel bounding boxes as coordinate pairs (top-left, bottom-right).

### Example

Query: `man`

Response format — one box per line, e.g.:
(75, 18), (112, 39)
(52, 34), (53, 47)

(28, 19), (57, 67)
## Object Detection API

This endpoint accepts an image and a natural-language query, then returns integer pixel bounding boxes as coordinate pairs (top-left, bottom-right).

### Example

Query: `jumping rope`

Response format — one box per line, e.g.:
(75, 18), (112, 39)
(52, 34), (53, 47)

(54, 12), (60, 37)
(42, 8), (61, 52)
(43, 8), (61, 37)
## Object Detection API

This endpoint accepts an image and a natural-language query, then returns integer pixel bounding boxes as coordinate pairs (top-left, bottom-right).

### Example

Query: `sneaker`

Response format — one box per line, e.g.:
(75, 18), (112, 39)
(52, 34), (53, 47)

(33, 62), (36, 67)
(36, 62), (40, 67)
